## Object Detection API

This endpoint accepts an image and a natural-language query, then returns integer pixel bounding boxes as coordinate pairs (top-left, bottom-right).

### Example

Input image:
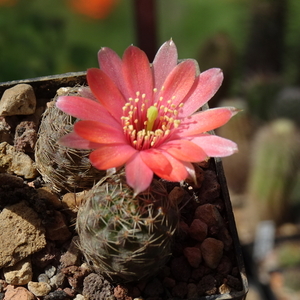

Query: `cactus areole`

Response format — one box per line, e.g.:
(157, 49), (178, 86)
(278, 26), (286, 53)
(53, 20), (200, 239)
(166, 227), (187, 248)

(56, 40), (238, 196)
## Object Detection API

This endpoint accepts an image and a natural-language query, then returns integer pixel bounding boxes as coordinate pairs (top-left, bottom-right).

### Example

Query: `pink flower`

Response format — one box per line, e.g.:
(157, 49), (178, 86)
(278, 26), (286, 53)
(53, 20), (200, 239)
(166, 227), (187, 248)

(56, 40), (238, 195)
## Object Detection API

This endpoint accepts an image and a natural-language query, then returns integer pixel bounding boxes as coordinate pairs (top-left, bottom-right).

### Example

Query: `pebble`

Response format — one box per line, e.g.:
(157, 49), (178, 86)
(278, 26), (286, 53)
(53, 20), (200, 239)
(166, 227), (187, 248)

(4, 285), (35, 300)
(187, 283), (198, 299)
(183, 247), (202, 268)
(219, 283), (231, 294)
(172, 282), (187, 298)
(38, 273), (50, 283)
(194, 204), (224, 228)
(45, 265), (57, 279)
(162, 277), (175, 288)
(14, 121), (37, 153)
(143, 278), (164, 297)
(37, 187), (62, 209)
(43, 290), (68, 300)
(73, 294), (85, 300)
(170, 256), (191, 282)
(0, 201), (46, 268)
(0, 84), (36, 116)
(0, 116), (13, 144)
(200, 238), (224, 269)
(45, 210), (72, 241)
(60, 236), (81, 267)
(49, 272), (67, 289)
(27, 281), (51, 297)
(3, 258), (33, 285)
(61, 191), (86, 213)
(188, 219), (207, 242)
(0, 142), (38, 178)
(197, 170), (220, 201)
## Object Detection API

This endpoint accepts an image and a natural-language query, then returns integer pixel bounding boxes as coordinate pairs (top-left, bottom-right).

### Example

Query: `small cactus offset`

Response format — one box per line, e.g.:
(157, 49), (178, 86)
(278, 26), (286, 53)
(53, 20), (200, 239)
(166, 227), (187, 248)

(76, 172), (179, 282)
(35, 87), (105, 193)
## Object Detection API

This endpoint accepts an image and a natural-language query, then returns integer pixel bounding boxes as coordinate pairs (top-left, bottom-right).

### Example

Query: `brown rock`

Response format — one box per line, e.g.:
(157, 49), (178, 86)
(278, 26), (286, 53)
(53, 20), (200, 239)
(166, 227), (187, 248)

(27, 281), (51, 297)
(62, 191), (86, 213)
(170, 256), (191, 282)
(0, 116), (13, 144)
(0, 201), (46, 268)
(14, 121), (37, 153)
(194, 203), (224, 228)
(37, 187), (62, 209)
(0, 84), (36, 116)
(200, 238), (224, 269)
(172, 282), (187, 298)
(188, 219), (208, 242)
(0, 142), (37, 178)
(45, 210), (71, 241)
(198, 170), (220, 201)
(60, 236), (81, 267)
(3, 257), (32, 285)
(197, 274), (217, 296)
(4, 285), (35, 300)
(168, 186), (186, 205)
(187, 283), (198, 299)
(183, 247), (202, 268)
(144, 278), (164, 297)
(162, 277), (176, 288)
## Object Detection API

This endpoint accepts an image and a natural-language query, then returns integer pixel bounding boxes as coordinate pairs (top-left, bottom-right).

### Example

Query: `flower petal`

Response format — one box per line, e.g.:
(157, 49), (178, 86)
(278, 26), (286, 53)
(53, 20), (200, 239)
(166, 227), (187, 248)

(183, 161), (196, 184)
(160, 139), (208, 162)
(178, 107), (238, 136)
(154, 151), (188, 182)
(74, 120), (126, 144)
(179, 68), (223, 118)
(157, 59), (197, 108)
(56, 96), (121, 128)
(58, 132), (102, 149)
(152, 39), (178, 95)
(87, 68), (126, 120)
(98, 47), (130, 99)
(140, 148), (172, 175)
(89, 144), (136, 170)
(122, 45), (154, 100)
(189, 134), (238, 157)
(125, 152), (154, 196)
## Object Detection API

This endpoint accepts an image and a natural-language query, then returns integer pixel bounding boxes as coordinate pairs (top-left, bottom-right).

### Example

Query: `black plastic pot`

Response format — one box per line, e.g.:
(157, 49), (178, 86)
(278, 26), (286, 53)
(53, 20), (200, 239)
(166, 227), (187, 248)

(0, 72), (248, 300)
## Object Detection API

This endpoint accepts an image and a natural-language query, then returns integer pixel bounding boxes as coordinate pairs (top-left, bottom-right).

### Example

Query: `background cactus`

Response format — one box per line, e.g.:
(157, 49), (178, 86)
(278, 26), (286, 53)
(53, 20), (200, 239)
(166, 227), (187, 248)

(76, 172), (179, 282)
(247, 118), (300, 225)
(35, 87), (105, 193)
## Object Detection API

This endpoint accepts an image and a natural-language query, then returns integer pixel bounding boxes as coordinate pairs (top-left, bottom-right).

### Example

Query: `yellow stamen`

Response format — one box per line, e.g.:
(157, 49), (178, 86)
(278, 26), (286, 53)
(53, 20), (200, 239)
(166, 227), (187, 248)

(146, 106), (158, 132)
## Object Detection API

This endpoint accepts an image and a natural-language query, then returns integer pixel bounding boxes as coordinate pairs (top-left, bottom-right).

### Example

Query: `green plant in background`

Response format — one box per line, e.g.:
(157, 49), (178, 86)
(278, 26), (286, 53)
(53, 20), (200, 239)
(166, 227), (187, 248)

(247, 118), (300, 224)
(243, 74), (283, 122)
(76, 172), (179, 282)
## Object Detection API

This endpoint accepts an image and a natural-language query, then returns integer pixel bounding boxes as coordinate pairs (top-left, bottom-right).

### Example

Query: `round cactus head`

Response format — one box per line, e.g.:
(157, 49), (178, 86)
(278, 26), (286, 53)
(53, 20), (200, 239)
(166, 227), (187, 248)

(76, 172), (179, 282)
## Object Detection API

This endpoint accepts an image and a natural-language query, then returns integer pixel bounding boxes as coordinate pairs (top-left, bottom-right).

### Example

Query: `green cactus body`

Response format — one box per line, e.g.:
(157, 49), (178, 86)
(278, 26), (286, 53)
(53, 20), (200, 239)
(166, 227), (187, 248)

(247, 119), (300, 224)
(76, 173), (179, 282)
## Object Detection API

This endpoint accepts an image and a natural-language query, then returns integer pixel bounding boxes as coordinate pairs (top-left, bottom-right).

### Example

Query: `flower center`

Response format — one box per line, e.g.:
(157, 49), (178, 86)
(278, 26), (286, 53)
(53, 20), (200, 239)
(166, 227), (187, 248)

(121, 89), (182, 150)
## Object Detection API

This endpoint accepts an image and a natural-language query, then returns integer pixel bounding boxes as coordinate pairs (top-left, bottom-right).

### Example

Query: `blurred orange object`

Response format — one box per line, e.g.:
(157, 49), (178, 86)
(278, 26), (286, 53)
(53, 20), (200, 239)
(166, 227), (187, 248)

(0, 0), (17, 6)
(67, 0), (118, 19)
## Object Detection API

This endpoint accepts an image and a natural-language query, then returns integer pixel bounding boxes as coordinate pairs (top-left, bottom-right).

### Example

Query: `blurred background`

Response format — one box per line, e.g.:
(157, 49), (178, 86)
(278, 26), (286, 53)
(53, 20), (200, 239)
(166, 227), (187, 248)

(1, 0), (300, 299)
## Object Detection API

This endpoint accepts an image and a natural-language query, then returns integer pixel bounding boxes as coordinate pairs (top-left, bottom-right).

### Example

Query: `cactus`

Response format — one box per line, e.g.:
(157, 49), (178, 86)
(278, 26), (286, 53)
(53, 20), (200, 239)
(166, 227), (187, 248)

(247, 118), (300, 224)
(76, 172), (179, 282)
(35, 87), (105, 193)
